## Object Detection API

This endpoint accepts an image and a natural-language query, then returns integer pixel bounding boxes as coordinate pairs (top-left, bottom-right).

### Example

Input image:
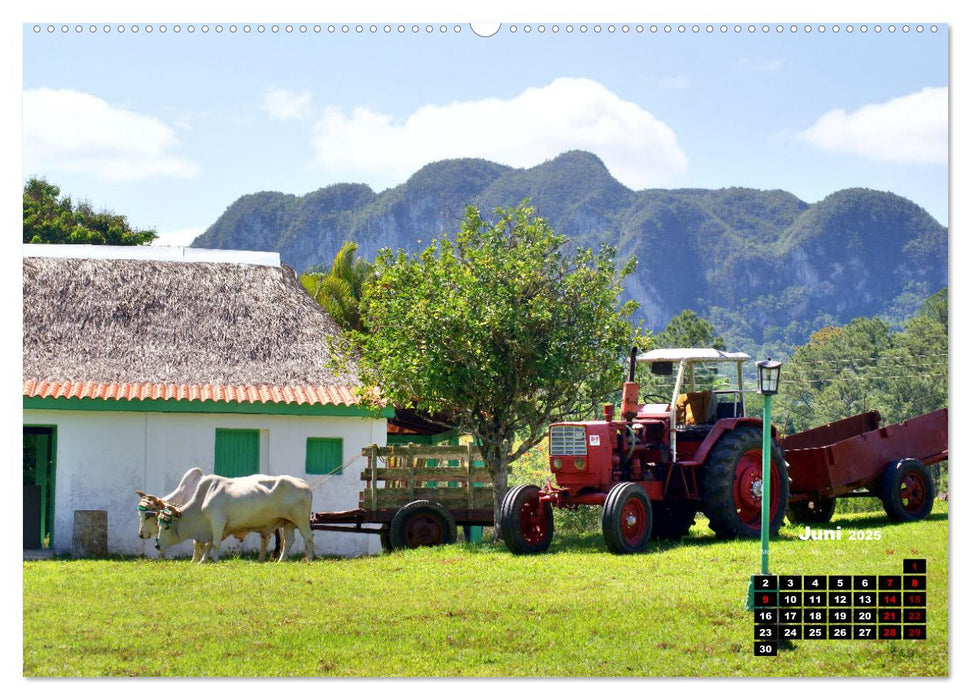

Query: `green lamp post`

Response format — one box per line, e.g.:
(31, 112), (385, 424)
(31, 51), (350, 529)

(746, 358), (784, 613)
(756, 358), (783, 575)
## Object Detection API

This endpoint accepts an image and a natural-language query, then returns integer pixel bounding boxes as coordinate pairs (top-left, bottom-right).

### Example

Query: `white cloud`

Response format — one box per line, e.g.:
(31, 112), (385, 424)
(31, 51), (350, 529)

(797, 87), (947, 165)
(23, 88), (199, 182)
(262, 88), (312, 121)
(151, 227), (205, 247)
(310, 77), (688, 190)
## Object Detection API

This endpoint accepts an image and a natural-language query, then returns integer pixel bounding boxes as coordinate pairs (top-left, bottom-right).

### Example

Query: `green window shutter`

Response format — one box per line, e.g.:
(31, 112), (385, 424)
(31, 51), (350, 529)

(214, 429), (260, 477)
(306, 438), (344, 475)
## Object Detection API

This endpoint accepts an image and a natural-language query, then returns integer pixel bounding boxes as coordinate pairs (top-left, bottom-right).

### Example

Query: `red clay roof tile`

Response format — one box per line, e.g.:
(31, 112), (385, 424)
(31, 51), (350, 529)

(23, 378), (360, 407)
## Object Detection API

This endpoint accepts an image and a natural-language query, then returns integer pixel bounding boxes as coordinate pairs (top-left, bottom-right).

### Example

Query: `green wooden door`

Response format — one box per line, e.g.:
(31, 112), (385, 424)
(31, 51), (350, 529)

(23, 427), (55, 548)
(214, 429), (260, 477)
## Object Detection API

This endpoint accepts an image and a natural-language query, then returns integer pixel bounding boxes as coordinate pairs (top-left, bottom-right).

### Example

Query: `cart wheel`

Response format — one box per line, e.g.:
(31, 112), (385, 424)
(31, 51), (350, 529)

(500, 484), (553, 555)
(650, 502), (696, 539)
(700, 425), (789, 539)
(881, 459), (936, 522)
(379, 531), (393, 553)
(602, 482), (653, 553)
(786, 497), (837, 524)
(388, 500), (457, 550)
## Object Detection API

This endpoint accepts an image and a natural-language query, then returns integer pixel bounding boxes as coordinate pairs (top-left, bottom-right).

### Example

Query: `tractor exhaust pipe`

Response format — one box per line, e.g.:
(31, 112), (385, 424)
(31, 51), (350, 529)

(621, 346), (639, 421)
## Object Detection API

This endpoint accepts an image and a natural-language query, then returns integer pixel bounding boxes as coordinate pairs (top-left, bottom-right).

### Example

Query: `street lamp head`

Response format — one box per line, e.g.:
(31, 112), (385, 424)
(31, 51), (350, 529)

(757, 358), (783, 396)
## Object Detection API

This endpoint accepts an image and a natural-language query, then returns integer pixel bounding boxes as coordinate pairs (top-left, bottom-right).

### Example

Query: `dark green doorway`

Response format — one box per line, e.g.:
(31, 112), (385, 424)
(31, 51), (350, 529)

(24, 426), (56, 549)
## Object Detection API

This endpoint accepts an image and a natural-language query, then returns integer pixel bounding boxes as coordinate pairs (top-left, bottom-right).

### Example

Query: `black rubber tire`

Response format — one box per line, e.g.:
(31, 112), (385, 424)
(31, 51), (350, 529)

(388, 500), (457, 550)
(601, 482), (653, 554)
(787, 497), (837, 524)
(651, 502), (696, 539)
(379, 531), (393, 553)
(500, 484), (554, 555)
(881, 459), (936, 523)
(700, 425), (789, 539)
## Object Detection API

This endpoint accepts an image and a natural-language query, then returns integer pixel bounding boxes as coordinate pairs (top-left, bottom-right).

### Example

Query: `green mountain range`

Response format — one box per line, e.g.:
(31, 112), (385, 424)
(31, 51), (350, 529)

(192, 150), (947, 351)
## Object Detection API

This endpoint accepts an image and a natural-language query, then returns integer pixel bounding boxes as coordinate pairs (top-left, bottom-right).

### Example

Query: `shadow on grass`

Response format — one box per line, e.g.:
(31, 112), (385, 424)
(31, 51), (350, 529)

(24, 551), (327, 564)
(820, 511), (949, 529)
(470, 507), (949, 557)
(30, 509), (947, 563)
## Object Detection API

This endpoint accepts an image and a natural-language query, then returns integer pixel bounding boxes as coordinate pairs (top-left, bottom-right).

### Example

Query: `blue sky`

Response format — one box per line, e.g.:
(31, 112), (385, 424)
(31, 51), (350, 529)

(21, 17), (948, 246)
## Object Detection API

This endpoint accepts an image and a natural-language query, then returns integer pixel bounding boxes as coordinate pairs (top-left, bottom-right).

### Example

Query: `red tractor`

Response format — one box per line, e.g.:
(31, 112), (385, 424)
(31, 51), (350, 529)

(500, 347), (789, 554)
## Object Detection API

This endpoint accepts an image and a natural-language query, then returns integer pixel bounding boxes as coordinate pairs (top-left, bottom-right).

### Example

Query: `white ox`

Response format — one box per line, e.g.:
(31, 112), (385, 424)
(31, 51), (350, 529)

(137, 469), (287, 562)
(154, 474), (315, 563)
(137, 467), (201, 539)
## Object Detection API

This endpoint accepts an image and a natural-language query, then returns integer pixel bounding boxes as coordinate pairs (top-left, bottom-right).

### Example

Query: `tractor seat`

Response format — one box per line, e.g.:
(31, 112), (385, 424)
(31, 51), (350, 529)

(676, 390), (717, 425)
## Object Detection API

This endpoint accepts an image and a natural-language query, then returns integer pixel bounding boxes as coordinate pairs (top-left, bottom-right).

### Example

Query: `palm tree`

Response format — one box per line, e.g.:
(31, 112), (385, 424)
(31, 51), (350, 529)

(300, 241), (373, 333)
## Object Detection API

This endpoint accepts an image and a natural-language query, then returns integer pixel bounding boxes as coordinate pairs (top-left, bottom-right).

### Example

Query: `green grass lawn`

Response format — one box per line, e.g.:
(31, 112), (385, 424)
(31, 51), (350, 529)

(23, 503), (948, 677)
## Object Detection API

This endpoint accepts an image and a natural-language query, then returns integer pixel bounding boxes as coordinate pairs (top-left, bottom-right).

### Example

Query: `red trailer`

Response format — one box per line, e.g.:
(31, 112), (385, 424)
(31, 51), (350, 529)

(781, 408), (948, 524)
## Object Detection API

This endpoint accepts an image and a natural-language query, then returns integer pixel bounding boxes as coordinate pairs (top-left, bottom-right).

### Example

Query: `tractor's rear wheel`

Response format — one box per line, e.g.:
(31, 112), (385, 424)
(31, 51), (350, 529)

(602, 482), (653, 553)
(881, 459), (936, 522)
(500, 484), (554, 555)
(388, 500), (457, 550)
(787, 497), (837, 524)
(700, 425), (789, 539)
(651, 502), (696, 539)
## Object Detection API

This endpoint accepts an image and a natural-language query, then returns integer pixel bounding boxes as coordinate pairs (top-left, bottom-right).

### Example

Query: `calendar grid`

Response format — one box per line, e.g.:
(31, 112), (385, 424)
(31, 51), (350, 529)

(753, 559), (926, 655)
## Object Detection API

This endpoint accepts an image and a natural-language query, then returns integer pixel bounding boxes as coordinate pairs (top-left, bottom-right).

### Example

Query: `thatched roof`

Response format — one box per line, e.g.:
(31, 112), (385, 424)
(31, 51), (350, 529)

(23, 253), (358, 389)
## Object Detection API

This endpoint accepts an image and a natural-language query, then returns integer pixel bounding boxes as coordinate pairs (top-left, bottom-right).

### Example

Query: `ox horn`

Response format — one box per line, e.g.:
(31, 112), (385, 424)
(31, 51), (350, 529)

(136, 490), (147, 498)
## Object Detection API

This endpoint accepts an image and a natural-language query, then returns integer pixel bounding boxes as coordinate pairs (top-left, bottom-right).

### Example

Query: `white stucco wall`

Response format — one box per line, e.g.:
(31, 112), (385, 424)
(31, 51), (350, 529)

(23, 408), (387, 558)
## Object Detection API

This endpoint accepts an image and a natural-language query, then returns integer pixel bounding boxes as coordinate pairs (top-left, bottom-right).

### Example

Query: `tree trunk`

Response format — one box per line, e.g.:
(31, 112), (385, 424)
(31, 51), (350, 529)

(476, 446), (511, 543)
(491, 460), (509, 542)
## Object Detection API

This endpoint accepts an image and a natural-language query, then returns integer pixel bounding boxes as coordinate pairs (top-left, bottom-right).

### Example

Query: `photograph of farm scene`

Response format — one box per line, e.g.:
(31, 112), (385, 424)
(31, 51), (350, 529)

(22, 14), (948, 678)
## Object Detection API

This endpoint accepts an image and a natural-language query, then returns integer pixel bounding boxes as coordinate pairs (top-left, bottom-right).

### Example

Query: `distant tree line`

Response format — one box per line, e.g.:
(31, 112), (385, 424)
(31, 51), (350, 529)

(773, 288), (947, 435)
(23, 178), (156, 246)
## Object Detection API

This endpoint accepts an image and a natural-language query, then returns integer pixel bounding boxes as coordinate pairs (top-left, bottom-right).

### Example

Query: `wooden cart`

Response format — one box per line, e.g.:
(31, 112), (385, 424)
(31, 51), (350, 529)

(311, 443), (494, 551)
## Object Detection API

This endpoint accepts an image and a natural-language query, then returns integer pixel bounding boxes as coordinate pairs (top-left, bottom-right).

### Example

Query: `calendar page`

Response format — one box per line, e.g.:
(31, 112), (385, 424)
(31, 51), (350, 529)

(18, 0), (951, 683)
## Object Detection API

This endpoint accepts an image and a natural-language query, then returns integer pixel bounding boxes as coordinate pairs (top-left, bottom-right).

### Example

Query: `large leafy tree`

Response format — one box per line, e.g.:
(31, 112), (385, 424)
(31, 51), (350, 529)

(300, 240), (374, 332)
(23, 178), (157, 245)
(353, 202), (638, 527)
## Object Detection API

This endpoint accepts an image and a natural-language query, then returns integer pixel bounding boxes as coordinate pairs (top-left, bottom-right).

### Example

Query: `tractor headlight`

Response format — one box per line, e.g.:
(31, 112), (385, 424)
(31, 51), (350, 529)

(552, 458), (562, 471)
(574, 457), (586, 471)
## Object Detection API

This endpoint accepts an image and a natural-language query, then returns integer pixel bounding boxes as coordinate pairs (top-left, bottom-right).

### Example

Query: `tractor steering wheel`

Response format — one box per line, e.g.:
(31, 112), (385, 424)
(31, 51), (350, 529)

(642, 394), (670, 404)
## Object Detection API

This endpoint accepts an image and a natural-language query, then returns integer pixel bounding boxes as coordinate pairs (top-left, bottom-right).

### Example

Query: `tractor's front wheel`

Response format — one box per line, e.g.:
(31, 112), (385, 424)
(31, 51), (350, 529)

(881, 459), (936, 522)
(602, 482), (653, 553)
(700, 425), (789, 539)
(500, 484), (553, 555)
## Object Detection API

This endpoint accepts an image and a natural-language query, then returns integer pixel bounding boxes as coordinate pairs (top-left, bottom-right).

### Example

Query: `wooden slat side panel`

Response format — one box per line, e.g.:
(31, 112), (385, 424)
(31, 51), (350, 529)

(370, 488), (495, 510)
(361, 445), (483, 459)
(360, 467), (492, 481)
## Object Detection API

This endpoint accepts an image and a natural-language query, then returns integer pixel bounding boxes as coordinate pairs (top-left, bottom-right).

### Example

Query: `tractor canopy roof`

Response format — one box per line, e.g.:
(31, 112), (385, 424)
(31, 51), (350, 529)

(636, 348), (751, 364)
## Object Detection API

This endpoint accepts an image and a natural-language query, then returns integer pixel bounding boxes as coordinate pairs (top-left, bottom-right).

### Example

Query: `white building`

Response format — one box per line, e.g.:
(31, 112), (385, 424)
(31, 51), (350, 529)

(23, 245), (389, 558)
